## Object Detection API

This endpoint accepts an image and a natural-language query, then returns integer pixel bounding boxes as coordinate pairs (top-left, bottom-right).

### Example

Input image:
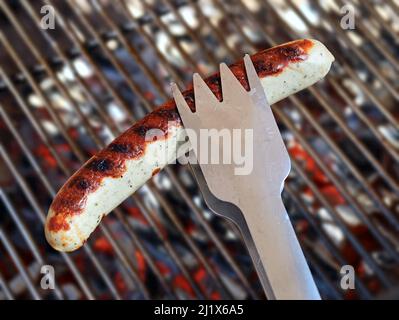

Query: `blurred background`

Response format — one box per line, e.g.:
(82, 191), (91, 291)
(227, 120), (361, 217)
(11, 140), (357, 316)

(0, 0), (398, 300)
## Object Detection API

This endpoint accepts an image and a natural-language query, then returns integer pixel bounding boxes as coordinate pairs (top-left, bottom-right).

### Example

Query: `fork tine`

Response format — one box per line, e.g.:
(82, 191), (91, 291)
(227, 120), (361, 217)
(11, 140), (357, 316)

(220, 63), (247, 104)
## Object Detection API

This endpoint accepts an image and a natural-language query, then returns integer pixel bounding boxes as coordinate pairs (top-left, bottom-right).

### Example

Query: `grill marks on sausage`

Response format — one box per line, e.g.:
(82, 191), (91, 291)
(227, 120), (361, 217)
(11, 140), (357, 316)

(254, 61), (278, 75)
(48, 39), (313, 232)
(109, 142), (144, 158)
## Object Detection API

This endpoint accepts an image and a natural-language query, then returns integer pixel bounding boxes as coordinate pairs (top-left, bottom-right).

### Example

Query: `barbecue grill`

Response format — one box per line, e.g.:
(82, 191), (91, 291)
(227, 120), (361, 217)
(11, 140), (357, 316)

(0, 0), (398, 300)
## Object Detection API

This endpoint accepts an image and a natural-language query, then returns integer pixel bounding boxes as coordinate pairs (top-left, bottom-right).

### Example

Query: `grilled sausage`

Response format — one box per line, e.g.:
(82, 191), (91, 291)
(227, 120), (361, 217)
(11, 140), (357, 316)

(45, 39), (334, 252)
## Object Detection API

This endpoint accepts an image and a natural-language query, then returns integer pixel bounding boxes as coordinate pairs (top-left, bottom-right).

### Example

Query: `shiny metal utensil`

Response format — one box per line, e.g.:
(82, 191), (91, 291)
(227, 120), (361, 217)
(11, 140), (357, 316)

(172, 55), (320, 300)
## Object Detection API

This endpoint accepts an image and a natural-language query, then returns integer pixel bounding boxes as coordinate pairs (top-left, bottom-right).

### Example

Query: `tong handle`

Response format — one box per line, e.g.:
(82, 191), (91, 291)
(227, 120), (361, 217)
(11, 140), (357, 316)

(240, 195), (321, 300)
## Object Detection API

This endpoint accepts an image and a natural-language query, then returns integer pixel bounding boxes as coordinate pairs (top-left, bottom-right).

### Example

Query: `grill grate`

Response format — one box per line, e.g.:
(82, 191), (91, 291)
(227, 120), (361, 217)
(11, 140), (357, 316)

(0, 0), (398, 300)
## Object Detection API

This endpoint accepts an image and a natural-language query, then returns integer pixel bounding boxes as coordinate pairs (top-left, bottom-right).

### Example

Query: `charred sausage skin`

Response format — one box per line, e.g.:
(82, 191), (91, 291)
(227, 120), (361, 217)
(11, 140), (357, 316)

(46, 39), (334, 251)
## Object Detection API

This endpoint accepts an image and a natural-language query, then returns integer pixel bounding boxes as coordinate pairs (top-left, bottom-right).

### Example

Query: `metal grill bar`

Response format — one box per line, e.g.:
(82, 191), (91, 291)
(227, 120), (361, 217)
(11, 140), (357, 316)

(0, 187), (64, 300)
(252, 0), (397, 284)
(365, 0), (399, 38)
(346, 3), (399, 72)
(187, 0), (240, 59)
(260, 0), (398, 188)
(323, 12), (399, 102)
(283, 184), (373, 298)
(0, 70), (151, 300)
(259, 0), (397, 217)
(0, 142), (97, 299)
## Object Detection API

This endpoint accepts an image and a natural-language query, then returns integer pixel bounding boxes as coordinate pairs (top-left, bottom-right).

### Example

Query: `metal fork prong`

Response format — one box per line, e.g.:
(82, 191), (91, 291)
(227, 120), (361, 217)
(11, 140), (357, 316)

(219, 62), (247, 104)
(171, 82), (187, 109)
(172, 82), (198, 128)
(193, 73), (219, 116)
(243, 54), (266, 104)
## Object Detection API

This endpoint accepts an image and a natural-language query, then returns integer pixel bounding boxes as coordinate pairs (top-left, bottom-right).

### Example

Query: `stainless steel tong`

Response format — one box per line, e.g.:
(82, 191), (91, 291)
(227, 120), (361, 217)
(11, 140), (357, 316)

(172, 55), (320, 300)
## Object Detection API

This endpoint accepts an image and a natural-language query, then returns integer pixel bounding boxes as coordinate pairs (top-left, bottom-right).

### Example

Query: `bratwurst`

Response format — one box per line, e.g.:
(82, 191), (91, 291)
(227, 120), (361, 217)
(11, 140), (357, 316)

(45, 39), (334, 252)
